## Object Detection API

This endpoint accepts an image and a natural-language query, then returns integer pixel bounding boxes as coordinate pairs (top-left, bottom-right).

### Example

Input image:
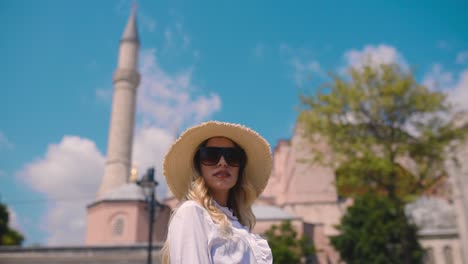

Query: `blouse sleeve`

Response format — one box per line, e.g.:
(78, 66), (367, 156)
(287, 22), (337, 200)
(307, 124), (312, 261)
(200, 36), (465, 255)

(167, 201), (212, 263)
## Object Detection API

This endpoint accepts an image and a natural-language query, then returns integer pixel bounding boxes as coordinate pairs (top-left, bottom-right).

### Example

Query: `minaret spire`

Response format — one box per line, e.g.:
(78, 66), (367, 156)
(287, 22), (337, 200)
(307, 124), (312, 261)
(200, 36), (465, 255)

(96, 8), (141, 198)
(121, 3), (139, 43)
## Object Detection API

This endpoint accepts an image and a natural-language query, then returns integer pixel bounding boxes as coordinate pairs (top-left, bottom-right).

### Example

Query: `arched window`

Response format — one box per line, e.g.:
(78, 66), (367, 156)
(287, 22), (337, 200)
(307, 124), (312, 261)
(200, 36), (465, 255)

(423, 247), (435, 264)
(443, 245), (453, 264)
(112, 217), (125, 236)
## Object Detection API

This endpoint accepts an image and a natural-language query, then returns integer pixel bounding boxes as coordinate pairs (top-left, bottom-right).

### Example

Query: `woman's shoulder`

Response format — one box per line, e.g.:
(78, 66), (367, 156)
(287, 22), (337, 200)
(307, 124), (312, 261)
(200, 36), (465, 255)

(178, 200), (204, 210)
(170, 200), (217, 232)
(174, 200), (209, 218)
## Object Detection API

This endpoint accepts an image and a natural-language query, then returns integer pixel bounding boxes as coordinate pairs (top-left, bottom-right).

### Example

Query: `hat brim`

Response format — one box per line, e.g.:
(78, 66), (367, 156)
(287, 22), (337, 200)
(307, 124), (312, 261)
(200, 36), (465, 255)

(163, 121), (272, 201)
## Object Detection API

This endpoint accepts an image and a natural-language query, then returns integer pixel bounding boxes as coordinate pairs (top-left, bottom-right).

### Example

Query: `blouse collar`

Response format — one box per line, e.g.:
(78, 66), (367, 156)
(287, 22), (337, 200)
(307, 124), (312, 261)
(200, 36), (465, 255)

(212, 199), (237, 221)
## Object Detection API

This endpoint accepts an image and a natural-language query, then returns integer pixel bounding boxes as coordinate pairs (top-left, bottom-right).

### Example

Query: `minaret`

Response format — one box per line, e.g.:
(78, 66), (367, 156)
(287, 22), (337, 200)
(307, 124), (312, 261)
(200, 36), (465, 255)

(97, 8), (140, 198)
(86, 8), (170, 246)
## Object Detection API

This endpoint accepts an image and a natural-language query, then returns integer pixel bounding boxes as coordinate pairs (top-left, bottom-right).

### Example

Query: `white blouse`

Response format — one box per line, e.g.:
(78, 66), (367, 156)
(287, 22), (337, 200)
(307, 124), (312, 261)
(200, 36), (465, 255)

(167, 200), (273, 264)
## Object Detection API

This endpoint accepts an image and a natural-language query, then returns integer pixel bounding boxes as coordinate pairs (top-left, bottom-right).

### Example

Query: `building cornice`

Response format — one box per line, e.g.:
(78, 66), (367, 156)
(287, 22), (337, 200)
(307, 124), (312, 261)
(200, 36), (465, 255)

(87, 199), (146, 209)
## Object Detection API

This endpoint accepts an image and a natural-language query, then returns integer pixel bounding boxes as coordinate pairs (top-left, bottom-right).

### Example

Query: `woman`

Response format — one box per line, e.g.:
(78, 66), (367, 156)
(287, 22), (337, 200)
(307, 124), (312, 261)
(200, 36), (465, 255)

(162, 121), (273, 263)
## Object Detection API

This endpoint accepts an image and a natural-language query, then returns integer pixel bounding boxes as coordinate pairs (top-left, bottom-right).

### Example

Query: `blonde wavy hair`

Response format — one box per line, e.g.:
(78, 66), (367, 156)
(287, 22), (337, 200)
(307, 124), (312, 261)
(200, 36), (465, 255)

(161, 138), (258, 263)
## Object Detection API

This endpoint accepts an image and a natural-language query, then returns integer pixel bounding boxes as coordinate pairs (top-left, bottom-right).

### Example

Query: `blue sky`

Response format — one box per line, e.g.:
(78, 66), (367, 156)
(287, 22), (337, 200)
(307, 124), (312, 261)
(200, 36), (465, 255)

(1, 0), (467, 245)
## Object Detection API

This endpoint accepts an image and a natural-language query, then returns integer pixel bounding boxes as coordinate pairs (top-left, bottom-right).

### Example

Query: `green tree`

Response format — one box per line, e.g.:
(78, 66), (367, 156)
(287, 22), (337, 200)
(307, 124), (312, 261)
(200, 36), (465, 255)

(0, 201), (24, 246)
(264, 220), (315, 264)
(299, 64), (467, 263)
(331, 192), (424, 264)
(299, 64), (467, 202)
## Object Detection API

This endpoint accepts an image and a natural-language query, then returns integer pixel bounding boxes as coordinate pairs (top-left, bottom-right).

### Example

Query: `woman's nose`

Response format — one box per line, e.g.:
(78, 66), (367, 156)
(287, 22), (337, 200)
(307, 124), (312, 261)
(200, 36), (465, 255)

(217, 156), (228, 167)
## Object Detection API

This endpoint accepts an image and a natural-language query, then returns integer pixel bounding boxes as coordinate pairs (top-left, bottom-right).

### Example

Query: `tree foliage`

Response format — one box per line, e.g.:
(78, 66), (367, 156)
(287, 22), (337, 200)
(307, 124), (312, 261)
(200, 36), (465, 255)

(0, 201), (24, 246)
(299, 64), (467, 263)
(264, 221), (315, 264)
(331, 193), (424, 264)
(299, 64), (468, 202)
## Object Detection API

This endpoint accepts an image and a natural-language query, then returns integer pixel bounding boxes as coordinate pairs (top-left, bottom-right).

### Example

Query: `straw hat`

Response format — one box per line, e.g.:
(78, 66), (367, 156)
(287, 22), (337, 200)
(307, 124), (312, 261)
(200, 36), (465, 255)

(163, 121), (273, 201)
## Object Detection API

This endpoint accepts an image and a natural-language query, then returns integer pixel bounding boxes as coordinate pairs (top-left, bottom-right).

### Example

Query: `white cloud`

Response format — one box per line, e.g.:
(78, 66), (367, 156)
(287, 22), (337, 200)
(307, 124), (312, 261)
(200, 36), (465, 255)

(446, 70), (468, 111)
(423, 64), (468, 111)
(291, 58), (322, 86)
(343, 44), (408, 72)
(164, 28), (173, 49)
(456, 51), (468, 65)
(14, 129), (180, 245)
(279, 43), (315, 59)
(132, 48), (221, 199)
(279, 44), (323, 86)
(162, 20), (191, 54)
(0, 131), (14, 150)
(422, 64), (454, 91)
(137, 49), (221, 131)
(7, 207), (22, 233)
(132, 127), (175, 198)
(17, 136), (105, 245)
(95, 88), (112, 102)
(176, 22), (191, 50)
(139, 11), (157, 33)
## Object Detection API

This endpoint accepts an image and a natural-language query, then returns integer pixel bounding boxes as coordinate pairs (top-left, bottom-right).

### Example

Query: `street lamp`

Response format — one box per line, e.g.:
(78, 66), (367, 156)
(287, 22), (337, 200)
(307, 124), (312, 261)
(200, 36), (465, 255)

(137, 167), (160, 264)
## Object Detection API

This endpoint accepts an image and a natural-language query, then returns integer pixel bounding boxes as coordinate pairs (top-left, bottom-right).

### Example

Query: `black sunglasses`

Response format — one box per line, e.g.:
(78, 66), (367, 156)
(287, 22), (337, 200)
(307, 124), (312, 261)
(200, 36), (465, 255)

(198, 147), (246, 167)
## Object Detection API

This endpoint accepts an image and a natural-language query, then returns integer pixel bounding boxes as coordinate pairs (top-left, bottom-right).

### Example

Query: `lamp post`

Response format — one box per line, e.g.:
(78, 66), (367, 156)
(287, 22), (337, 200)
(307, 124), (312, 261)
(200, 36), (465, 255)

(137, 167), (160, 264)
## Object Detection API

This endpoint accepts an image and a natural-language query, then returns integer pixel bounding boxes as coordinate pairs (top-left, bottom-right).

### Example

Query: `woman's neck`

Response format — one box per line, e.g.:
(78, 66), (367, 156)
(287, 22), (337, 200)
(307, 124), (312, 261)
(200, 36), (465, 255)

(210, 191), (228, 207)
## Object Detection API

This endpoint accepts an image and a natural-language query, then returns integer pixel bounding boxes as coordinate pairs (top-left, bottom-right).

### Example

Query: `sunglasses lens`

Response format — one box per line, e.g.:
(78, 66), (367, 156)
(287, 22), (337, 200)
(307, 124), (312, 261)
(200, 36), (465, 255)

(199, 148), (221, 166)
(224, 148), (243, 167)
(198, 147), (245, 167)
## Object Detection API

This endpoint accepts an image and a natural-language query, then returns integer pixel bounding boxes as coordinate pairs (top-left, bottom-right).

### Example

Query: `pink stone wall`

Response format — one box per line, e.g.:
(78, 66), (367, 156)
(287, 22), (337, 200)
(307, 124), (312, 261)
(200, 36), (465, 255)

(311, 224), (341, 264)
(262, 127), (338, 206)
(86, 201), (170, 245)
(261, 125), (344, 263)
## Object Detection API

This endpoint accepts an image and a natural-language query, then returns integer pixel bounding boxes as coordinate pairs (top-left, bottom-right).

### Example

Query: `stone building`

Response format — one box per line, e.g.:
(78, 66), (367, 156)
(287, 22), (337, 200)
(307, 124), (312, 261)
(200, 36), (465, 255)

(257, 127), (347, 263)
(446, 112), (468, 263)
(0, 244), (164, 264)
(406, 197), (464, 264)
